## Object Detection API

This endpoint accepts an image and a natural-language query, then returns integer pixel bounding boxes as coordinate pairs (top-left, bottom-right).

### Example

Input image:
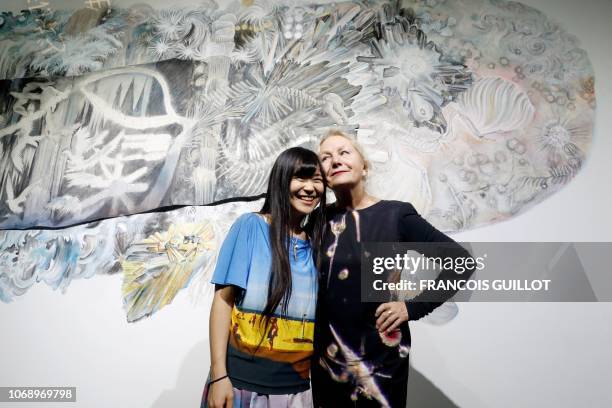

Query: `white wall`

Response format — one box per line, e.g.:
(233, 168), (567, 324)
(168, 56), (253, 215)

(416, 1), (612, 406)
(1, 0), (611, 407)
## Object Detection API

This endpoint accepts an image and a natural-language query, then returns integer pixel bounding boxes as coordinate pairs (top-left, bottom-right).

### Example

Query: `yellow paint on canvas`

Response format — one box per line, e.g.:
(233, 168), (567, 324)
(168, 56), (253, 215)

(120, 222), (217, 321)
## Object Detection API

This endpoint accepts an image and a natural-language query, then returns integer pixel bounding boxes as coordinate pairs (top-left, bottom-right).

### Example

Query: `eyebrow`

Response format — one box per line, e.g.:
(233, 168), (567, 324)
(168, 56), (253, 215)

(320, 144), (349, 155)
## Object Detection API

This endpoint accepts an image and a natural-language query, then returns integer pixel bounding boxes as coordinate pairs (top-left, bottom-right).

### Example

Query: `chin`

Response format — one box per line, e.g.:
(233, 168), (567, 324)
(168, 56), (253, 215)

(329, 178), (356, 189)
(330, 171), (358, 182)
(293, 203), (315, 215)
(305, 204), (319, 214)
(296, 208), (312, 216)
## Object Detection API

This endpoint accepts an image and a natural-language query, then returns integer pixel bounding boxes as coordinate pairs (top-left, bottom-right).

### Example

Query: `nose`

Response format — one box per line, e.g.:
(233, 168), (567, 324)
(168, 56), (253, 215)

(330, 153), (341, 168)
(302, 180), (315, 193)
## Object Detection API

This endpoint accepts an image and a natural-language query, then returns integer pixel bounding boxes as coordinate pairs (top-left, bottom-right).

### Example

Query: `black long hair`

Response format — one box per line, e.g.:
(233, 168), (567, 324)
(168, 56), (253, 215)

(259, 147), (327, 323)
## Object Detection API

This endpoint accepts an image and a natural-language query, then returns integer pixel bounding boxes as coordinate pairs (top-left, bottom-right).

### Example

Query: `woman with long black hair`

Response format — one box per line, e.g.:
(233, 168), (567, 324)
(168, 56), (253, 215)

(203, 147), (326, 408)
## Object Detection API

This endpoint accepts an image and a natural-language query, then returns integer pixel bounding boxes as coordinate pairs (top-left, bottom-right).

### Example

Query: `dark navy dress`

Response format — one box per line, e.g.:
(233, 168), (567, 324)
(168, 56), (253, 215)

(311, 200), (472, 408)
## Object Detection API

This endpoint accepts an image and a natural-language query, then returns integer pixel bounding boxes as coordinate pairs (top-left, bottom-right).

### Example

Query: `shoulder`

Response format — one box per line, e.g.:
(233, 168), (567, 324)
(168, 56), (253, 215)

(378, 200), (419, 216)
(227, 212), (265, 235)
(233, 212), (263, 226)
(221, 213), (268, 251)
(324, 203), (338, 212)
(324, 203), (342, 218)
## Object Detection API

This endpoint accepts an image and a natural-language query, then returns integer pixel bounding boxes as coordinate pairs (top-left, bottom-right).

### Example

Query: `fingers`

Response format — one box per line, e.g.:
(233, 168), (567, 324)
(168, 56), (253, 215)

(209, 395), (232, 408)
(375, 311), (385, 327)
(378, 314), (400, 333)
(376, 302), (409, 332)
(376, 309), (396, 330)
(386, 318), (403, 333)
(208, 386), (233, 408)
(375, 302), (392, 327)
(375, 303), (388, 317)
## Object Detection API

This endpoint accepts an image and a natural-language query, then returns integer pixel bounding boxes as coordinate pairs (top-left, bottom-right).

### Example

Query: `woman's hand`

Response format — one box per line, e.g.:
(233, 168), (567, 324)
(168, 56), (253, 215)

(375, 302), (409, 333)
(207, 377), (233, 408)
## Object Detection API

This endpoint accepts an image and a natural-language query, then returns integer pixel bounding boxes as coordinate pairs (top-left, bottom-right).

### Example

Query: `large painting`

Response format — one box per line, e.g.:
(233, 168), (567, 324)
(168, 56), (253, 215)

(0, 0), (596, 319)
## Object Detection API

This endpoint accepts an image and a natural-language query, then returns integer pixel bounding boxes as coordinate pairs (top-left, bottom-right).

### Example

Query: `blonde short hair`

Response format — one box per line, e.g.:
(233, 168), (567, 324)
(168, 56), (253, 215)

(319, 129), (370, 172)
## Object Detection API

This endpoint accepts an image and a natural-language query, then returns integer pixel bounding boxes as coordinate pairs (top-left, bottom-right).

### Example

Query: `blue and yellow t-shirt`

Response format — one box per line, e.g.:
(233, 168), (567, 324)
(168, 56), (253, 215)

(211, 213), (318, 395)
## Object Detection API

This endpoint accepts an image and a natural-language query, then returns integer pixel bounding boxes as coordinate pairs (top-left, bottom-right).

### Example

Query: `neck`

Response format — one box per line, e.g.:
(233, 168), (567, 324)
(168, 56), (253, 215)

(262, 211), (304, 235)
(289, 211), (304, 235)
(334, 182), (372, 210)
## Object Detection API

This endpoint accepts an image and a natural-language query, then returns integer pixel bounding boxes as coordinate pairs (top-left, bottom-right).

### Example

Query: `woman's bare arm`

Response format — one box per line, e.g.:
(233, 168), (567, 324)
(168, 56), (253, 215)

(208, 285), (236, 408)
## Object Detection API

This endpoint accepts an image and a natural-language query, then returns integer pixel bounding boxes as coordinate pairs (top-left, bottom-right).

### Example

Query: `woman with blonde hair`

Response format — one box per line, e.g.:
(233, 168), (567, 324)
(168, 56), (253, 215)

(311, 130), (472, 407)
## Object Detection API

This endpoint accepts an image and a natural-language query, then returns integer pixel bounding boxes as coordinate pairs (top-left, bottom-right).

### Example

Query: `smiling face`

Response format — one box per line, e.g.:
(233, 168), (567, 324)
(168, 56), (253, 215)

(318, 134), (367, 189)
(289, 166), (325, 216)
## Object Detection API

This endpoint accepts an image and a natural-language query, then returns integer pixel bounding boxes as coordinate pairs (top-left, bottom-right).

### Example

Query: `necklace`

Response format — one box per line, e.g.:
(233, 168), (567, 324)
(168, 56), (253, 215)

(261, 214), (301, 261)
(292, 236), (298, 261)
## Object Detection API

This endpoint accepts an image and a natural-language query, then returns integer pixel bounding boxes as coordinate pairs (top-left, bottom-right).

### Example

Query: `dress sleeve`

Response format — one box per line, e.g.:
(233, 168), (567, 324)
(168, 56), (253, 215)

(398, 203), (475, 321)
(210, 213), (256, 290)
